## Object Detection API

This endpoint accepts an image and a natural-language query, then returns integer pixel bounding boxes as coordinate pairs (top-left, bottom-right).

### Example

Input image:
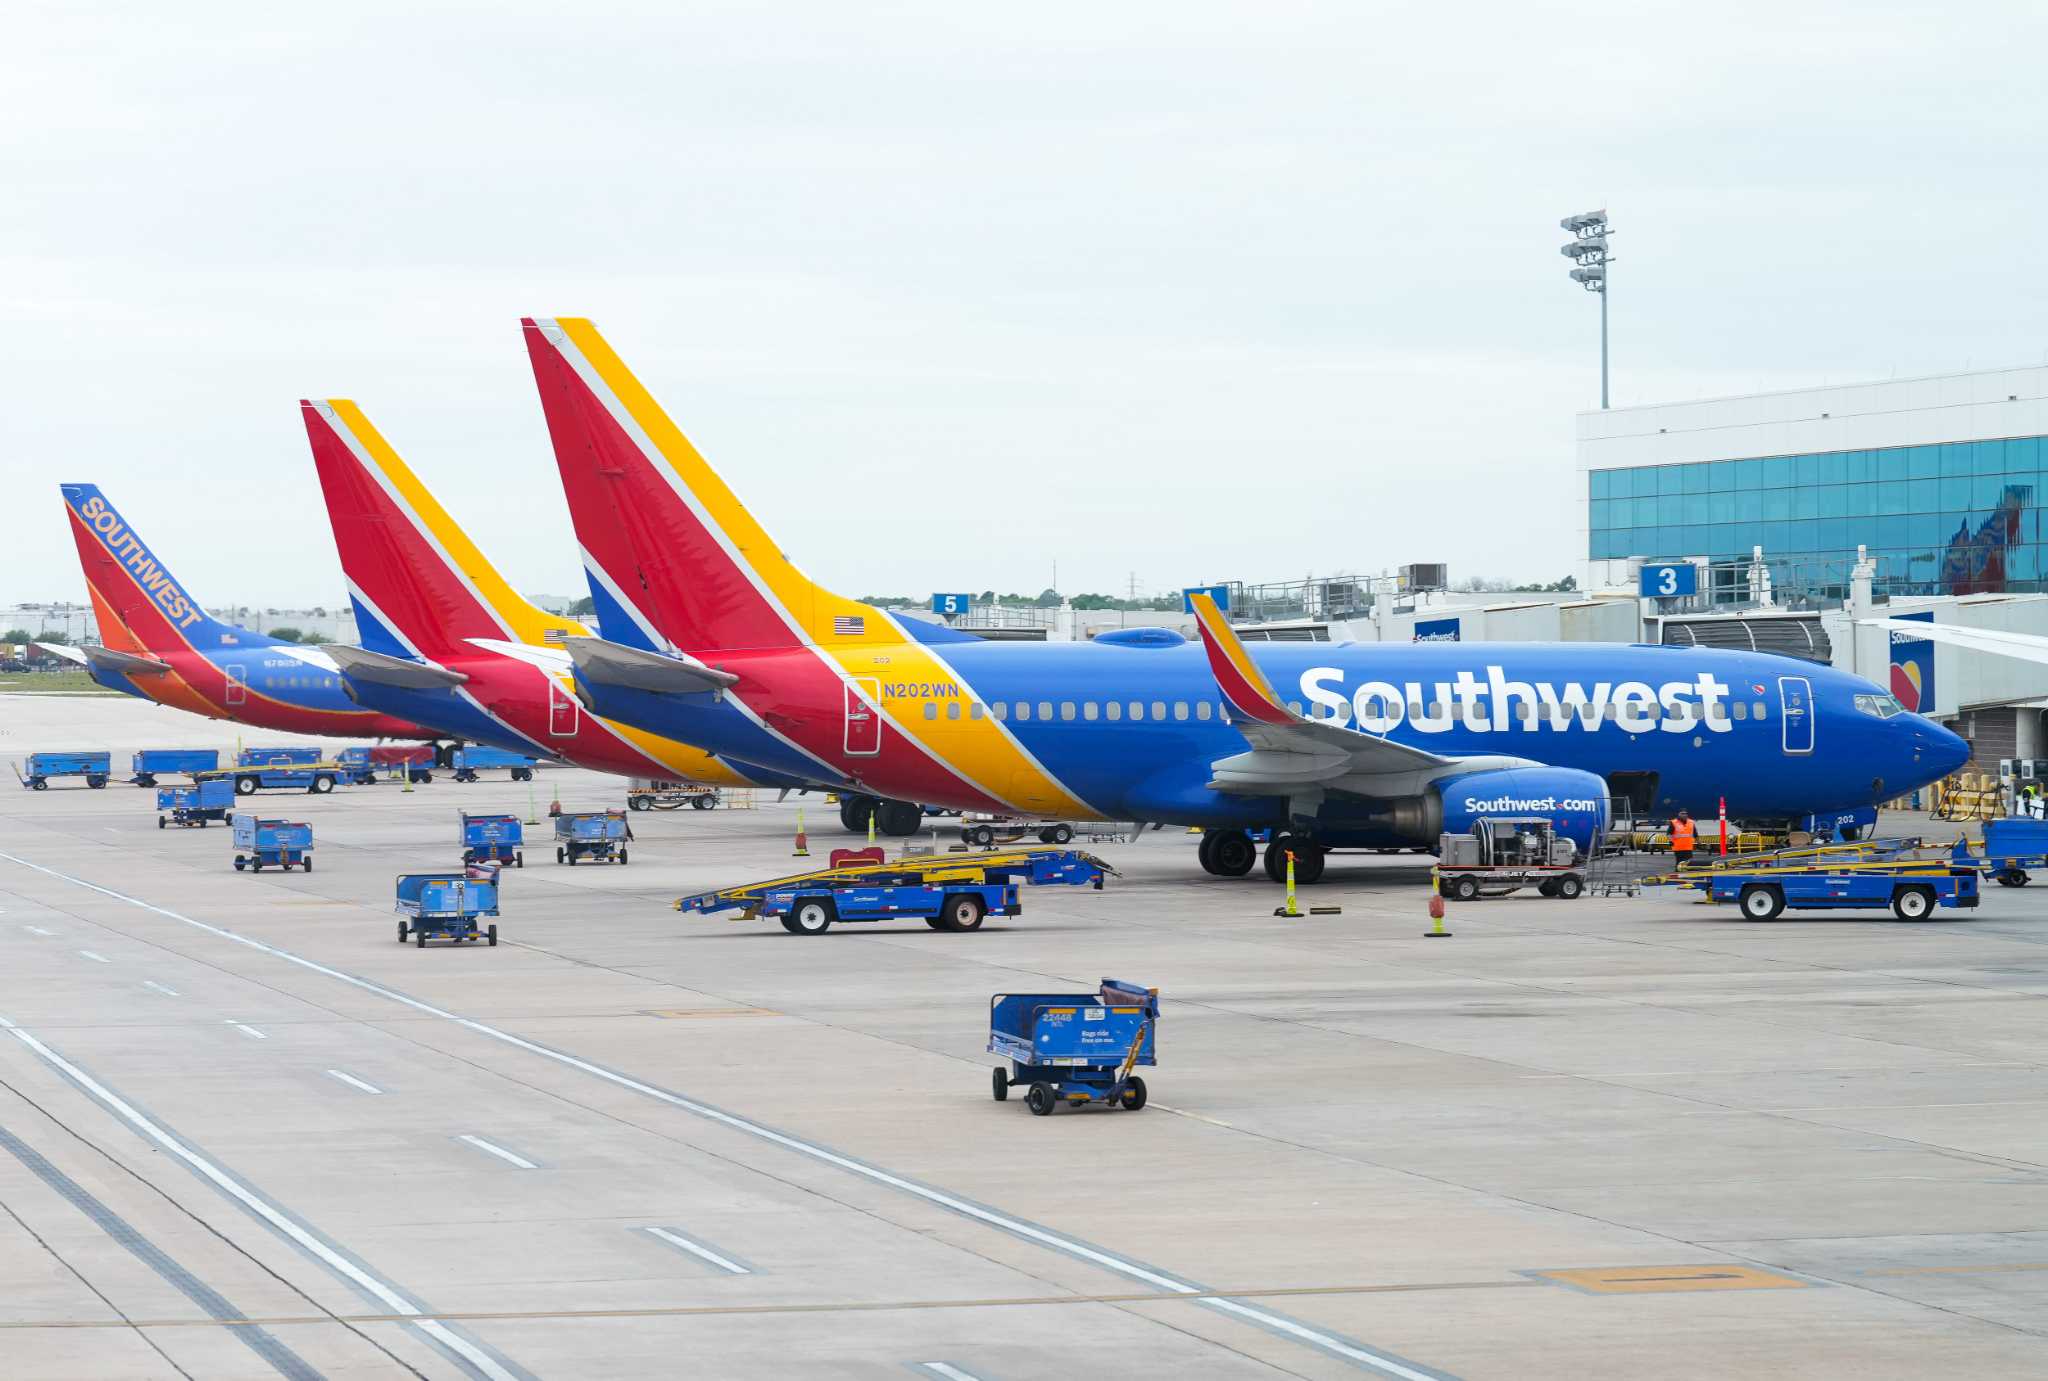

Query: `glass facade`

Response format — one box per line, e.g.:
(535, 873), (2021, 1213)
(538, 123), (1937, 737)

(1589, 435), (2047, 598)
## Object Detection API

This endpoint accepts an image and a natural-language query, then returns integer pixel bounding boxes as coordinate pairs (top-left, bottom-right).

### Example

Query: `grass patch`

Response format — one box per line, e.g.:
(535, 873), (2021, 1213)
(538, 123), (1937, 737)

(0, 671), (123, 696)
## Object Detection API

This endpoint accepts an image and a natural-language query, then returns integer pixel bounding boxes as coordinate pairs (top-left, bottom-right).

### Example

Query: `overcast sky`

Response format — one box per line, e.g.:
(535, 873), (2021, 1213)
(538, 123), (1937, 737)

(6, 2), (2047, 611)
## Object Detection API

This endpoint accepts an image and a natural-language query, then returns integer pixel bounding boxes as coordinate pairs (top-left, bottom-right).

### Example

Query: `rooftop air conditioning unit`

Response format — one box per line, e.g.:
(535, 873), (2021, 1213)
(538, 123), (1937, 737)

(1401, 563), (1448, 593)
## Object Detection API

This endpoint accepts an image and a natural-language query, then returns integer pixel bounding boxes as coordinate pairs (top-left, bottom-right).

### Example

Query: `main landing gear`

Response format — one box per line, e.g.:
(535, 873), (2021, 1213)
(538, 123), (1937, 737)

(1197, 829), (1325, 883)
(1196, 829), (1258, 877)
(835, 793), (924, 837)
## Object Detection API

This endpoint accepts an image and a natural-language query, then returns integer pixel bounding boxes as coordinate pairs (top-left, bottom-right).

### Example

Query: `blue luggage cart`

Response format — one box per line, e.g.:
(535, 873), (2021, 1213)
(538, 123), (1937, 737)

(1980, 817), (2048, 887)
(554, 809), (630, 865)
(130, 749), (219, 787)
(989, 979), (1158, 1116)
(18, 751), (111, 791)
(461, 811), (525, 867)
(158, 778), (233, 828)
(222, 747), (339, 796)
(230, 814), (314, 872)
(451, 747), (537, 782)
(394, 871), (500, 947)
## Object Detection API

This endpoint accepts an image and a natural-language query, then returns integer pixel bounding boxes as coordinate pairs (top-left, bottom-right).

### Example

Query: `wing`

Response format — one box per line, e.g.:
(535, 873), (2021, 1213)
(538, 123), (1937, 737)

(1859, 616), (2048, 667)
(1187, 592), (1530, 795)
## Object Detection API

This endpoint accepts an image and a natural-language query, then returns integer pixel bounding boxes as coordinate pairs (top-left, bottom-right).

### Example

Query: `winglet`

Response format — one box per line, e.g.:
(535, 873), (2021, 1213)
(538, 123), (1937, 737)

(1188, 593), (1293, 725)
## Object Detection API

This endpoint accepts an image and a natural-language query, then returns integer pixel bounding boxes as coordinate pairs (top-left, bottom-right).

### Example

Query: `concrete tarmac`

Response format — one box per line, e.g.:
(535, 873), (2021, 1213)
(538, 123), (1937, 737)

(1, 694), (2045, 1379)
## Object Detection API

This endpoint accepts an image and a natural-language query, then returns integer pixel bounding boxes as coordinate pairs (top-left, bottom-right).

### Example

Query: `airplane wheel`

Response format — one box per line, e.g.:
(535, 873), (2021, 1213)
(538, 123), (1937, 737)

(1739, 884), (1784, 921)
(875, 800), (922, 837)
(1289, 846), (1326, 884)
(1026, 1084), (1055, 1116)
(1263, 838), (1294, 882)
(1892, 885), (1935, 921)
(1211, 831), (1256, 877)
(839, 795), (874, 832)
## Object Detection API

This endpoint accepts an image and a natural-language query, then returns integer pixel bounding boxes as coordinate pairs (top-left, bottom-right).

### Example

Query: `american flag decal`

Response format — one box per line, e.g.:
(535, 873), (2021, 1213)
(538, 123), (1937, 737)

(833, 615), (865, 637)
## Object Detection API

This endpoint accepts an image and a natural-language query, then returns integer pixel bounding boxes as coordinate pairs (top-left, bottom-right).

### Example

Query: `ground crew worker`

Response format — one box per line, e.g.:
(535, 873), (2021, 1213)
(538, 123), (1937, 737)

(1670, 809), (1697, 868)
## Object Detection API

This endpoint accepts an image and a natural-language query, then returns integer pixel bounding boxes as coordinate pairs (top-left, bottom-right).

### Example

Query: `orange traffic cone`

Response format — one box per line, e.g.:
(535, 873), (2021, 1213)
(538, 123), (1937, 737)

(793, 806), (810, 857)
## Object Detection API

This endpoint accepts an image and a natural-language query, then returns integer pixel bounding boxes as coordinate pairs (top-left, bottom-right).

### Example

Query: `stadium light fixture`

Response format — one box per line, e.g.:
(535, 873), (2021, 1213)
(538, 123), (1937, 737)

(1559, 209), (1612, 408)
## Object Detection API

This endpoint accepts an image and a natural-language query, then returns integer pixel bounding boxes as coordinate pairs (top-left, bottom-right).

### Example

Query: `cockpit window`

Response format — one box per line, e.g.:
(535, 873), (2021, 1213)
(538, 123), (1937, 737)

(1854, 692), (1907, 718)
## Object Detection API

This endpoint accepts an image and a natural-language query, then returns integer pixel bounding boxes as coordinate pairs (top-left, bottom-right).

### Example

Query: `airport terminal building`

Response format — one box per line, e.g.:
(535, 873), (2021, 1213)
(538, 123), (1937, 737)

(1581, 364), (2048, 604)
(1579, 364), (2048, 767)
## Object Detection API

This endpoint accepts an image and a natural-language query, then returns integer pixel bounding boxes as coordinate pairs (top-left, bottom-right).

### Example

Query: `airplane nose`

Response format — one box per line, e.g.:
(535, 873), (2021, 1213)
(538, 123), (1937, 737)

(1918, 720), (1970, 779)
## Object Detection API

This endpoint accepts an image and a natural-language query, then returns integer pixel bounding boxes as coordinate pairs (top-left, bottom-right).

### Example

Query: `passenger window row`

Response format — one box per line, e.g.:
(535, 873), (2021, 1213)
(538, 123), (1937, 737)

(919, 696), (1772, 726)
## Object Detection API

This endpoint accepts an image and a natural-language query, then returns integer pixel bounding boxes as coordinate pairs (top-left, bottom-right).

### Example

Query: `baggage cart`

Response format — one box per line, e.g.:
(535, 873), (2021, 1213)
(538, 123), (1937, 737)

(157, 777), (233, 828)
(676, 846), (1114, 934)
(451, 747), (536, 782)
(335, 745), (433, 785)
(554, 809), (629, 865)
(627, 778), (718, 810)
(230, 814), (314, 872)
(460, 811), (525, 866)
(17, 751), (112, 791)
(989, 979), (1158, 1116)
(394, 871), (500, 947)
(130, 749), (219, 787)
(220, 747), (340, 796)
(960, 813), (1076, 847)
(1981, 816), (2048, 887)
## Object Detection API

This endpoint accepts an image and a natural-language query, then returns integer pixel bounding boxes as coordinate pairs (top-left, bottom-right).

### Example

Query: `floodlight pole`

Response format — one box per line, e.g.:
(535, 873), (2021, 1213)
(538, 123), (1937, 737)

(1599, 266), (1609, 410)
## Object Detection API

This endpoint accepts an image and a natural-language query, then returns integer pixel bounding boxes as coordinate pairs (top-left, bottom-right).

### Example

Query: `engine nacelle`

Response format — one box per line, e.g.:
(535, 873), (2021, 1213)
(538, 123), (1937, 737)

(1435, 766), (1610, 857)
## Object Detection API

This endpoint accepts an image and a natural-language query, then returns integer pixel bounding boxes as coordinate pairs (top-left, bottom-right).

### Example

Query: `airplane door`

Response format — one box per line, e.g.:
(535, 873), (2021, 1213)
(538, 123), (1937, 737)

(548, 678), (579, 737)
(1778, 676), (1814, 755)
(225, 664), (246, 706)
(844, 679), (881, 757)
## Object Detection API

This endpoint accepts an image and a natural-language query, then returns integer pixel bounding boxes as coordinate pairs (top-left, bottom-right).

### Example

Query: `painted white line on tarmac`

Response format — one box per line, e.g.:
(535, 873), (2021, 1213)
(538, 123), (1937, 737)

(23, 925), (52, 936)
(227, 1022), (267, 1040)
(324, 1070), (382, 1095)
(78, 950), (109, 963)
(0, 849), (1442, 1380)
(643, 1226), (749, 1274)
(457, 1136), (536, 1170)
(919, 1365), (983, 1381)
(143, 981), (180, 997)
(0, 1012), (519, 1381)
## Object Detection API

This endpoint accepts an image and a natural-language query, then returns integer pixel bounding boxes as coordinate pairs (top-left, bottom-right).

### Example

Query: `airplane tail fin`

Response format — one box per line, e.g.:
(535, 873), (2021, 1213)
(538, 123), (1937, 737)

(60, 484), (261, 654)
(301, 400), (582, 661)
(522, 317), (960, 655)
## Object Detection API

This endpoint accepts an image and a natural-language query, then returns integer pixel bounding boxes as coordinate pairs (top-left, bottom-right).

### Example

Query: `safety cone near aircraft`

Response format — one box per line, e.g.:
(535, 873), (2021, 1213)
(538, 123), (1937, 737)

(518, 315), (1969, 883)
(299, 398), (797, 791)
(54, 484), (435, 741)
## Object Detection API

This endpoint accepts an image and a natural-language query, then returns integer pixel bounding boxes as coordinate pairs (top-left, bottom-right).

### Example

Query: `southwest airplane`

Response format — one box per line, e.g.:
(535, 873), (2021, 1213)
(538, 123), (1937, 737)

(55, 484), (434, 742)
(517, 317), (1970, 881)
(298, 398), (790, 789)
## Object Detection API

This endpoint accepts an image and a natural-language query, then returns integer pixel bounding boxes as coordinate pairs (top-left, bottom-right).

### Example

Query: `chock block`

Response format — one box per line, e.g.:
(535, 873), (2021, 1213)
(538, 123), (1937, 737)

(1308, 906), (1342, 915)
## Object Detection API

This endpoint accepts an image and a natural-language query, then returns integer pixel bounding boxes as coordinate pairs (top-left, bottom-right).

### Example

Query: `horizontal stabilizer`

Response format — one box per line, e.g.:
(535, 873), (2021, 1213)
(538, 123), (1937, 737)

(320, 644), (470, 689)
(36, 641), (90, 666)
(82, 644), (166, 676)
(564, 637), (739, 694)
(464, 637), (573, 674)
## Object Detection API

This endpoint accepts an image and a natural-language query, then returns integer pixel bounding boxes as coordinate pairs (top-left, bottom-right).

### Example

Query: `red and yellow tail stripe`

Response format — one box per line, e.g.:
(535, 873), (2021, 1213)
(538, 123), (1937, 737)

(525, 317), (1097, 818)
(1189, 593), (1292, 726)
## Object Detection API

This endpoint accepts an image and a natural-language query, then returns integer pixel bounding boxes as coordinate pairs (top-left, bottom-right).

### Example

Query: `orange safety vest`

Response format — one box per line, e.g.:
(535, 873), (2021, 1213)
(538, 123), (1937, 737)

(1670, 818), (1697, 850)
